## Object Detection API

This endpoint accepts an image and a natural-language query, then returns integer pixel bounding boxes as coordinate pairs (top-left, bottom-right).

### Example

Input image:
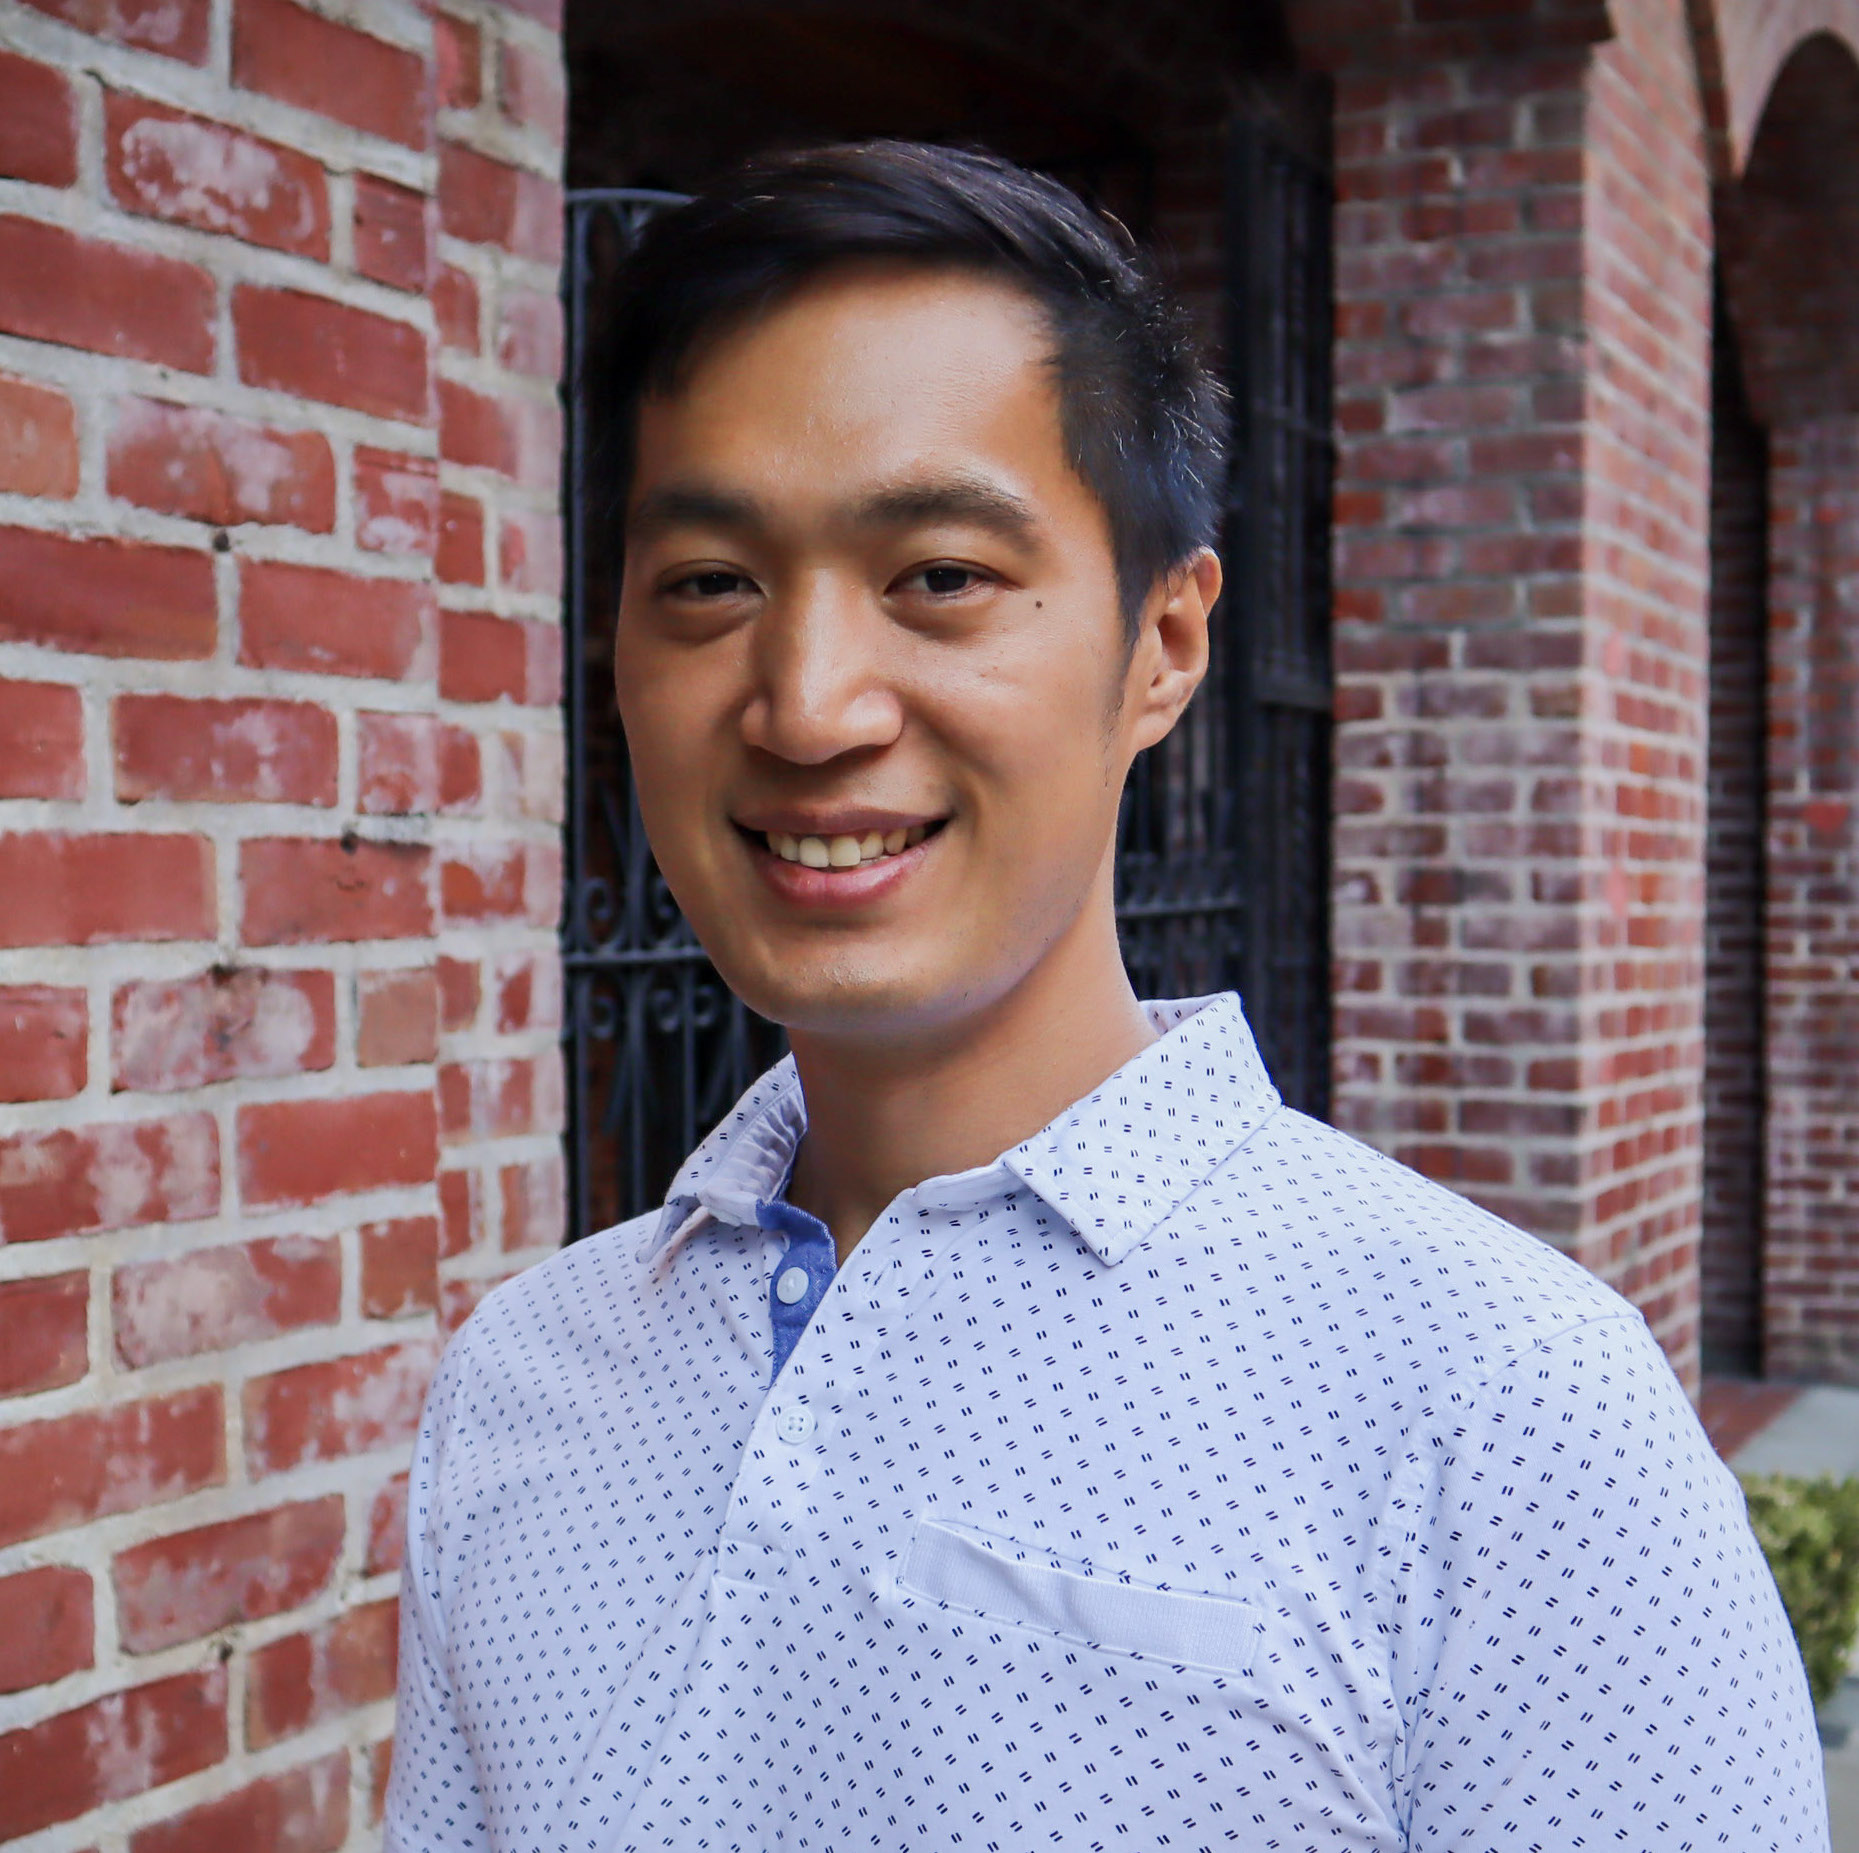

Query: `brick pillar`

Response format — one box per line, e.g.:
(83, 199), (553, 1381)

(0, 0), (564, 1844)
(1322, 0), (1713, 1383)
(1763, 416), (1859, 1380)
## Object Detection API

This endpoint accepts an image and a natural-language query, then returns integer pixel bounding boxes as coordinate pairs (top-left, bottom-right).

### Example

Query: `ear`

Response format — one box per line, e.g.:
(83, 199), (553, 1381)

(1124, 548), (1218, 753)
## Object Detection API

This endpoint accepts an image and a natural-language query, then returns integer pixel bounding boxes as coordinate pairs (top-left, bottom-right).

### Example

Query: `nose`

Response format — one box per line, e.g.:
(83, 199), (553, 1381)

(739, 574), (904, 765)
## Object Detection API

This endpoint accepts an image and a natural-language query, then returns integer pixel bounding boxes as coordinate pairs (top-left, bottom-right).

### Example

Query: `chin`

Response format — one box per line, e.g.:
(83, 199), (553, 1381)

(719, 946), (960, 1042)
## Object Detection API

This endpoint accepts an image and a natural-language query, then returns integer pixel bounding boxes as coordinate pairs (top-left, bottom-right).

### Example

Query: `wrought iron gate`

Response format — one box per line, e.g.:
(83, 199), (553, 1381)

(560, 135), (1333, 1241)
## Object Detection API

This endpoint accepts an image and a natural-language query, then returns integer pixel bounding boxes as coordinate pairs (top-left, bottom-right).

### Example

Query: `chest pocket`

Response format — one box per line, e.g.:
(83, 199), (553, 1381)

(897, 1515), (1263, 1680)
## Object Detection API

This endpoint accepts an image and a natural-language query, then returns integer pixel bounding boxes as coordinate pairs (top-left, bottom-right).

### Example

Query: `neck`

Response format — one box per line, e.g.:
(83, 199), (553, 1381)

(784, 879), (1155, 1264)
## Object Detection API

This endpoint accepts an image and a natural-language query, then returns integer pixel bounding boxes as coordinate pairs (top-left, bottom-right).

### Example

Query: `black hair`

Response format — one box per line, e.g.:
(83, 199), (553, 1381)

(585, 139), (1226, 625)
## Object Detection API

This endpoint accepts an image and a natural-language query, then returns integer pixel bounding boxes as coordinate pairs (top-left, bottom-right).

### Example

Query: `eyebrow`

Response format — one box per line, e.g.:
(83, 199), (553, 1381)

(626, 484), (762, 540)
(625, 475), (1041, 546)
(851, 477), (1039, 544)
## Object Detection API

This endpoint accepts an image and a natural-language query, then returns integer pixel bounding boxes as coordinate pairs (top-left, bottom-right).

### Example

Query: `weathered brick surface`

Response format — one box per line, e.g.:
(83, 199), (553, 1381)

(0, 983), (88, 1101)
(1762, 416), (1859, 1378)
(0, 1669), (226, 1840)
(0, 1563), (93, 1694)
(113, 1497), (346, 1651)
(0, 1271), (88, 1395)
(0, 0), (565, 1841)
(1323, 0), (1713, 1385)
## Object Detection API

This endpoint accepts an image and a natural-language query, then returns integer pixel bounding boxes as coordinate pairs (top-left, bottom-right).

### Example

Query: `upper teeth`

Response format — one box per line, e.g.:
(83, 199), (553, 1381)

(767, 826), (927, 866)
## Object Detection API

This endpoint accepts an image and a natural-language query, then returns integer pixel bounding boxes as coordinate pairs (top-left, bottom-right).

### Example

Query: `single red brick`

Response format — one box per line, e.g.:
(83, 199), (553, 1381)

(440, 843), (547, 924)
(114, 1233), (340, 1367)
(496, 288), (562, 379)
(354, 174), (430, 291)
(18, 0), (209, 62)
(108, 399), (335, 531)
(365, 1473), (408, 1573)
(442, 1273), (503, 1332)
(233, 284), (429, 423)
(0, 526), (215, 659)
(438, 378), (515, 475)
(129, 1749), (348, 1853)
(433, 264), (479, 352)
(0, 48), (78, 186)
(0, 1272), (88, 1396)
(113, 966), (335, 1093)
(239, 559), (433, 681)
(104, 92), (329, 257)
(238, 1090), (438, 1210)
(0, 214), (213, 371)
(434, 11), (480, 108)
(500, 1152), (562, 1250)
(499, 39), (564, 142)
(356, 967), (439, 1068)
(114, 1496), (345, 1651)
(439, 608), (559, 704)
(0, 985), (86, 1101)
(439, 1055), (537, 1141)
(437, 955), (479, 1030)
(0, 832), (214, 948)
(437, 142), (560, 261)
(0, 1112), (219, 1244)
(369, 1735), (394, 1823)
(240, 837), (432, 946)
(0, 1388), (223, 1549)
(358, 712), (481, 816)
(0, 678), (82, 798)
(245, 1343), (438, 1475)
(233, 0), (428, 148)
(498, 509), (561, 595)
(0, 374), (79, 498)
(115, 695), (338, 806)
(354, 447), (437, 555)
(506, 725), (565, 826)
(437, 1165), (480, 1256)
(0, 1668), (226, 1841)
(436, 491), (485, 584)
(361, 1215), (438, 1317)
(495, 952), (545, 1033)
(246, 1599), (398, 1746)
(0, 1566), (91, 1694)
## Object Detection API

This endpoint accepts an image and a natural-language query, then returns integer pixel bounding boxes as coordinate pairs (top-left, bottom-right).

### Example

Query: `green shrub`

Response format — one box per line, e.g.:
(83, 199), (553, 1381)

(1740, 1472), (1859, 1706)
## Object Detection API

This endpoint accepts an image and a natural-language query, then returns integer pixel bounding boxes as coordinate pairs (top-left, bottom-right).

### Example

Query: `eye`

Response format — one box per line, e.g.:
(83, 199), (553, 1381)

(666, 568), (756, 600)
(898, 563), (991, 598)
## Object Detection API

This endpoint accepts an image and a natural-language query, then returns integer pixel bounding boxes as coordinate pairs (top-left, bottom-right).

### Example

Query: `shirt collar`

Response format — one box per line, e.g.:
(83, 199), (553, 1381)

(644, 992), (1280, 1269)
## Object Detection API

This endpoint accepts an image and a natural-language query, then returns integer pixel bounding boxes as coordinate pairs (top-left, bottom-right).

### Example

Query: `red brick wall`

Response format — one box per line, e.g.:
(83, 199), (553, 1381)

(0, 0), (564, 1843)
(1323, 0), (1714, 1383)
(1763, 415), (1859, 1378)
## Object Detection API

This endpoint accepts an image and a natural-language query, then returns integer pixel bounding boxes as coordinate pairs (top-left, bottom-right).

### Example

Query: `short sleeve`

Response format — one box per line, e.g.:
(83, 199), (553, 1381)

(1387, 1313), (1829, 1849)
(383, 1341), (493, 1853)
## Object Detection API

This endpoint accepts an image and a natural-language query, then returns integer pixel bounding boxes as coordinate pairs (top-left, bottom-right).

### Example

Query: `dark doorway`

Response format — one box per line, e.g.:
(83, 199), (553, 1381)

(1700, 293), (1769, 1375)
(559, 2), (1334, 1237)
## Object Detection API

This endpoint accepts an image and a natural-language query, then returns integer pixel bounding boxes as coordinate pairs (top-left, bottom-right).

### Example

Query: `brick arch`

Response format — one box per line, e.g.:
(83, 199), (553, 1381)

(1716, 28), (1859, 423)
(1689, 0), (1859, 176)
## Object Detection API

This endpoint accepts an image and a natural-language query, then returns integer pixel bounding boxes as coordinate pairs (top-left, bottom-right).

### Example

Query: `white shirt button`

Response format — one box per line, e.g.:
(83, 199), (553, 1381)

(775, 1403), (815, 1443)
(775, 1265), (810, 1305)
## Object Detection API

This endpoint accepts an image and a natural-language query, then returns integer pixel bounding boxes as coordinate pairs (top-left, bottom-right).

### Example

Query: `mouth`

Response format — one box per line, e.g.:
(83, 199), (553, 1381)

(758, 823), (935, 869)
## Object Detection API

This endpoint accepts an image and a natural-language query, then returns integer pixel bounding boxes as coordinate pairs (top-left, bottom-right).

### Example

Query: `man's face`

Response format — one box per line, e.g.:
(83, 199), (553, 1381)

(614, 262), (1206, 1044)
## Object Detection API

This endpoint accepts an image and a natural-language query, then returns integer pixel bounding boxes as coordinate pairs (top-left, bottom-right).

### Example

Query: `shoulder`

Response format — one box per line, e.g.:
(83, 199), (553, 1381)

(436, 1208), (662, 1390)
(1179, 1104), (1638, 1386)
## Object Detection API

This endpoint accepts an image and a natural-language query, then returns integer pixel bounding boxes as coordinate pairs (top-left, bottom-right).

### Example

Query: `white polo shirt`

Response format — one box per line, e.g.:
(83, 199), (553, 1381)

(385, 994), (1826, 1851)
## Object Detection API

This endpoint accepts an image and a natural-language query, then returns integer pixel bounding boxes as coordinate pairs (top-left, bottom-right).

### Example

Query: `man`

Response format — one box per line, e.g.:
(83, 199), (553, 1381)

(387, 142), (1825, 1851)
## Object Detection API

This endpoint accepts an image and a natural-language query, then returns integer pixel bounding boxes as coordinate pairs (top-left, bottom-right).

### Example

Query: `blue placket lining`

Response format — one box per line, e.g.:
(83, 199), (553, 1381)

(756, 1196), (838, 1382)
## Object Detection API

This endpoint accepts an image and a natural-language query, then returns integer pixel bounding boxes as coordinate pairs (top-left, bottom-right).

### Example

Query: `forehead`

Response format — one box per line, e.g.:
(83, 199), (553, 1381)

(630, 263), (1076, 508)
